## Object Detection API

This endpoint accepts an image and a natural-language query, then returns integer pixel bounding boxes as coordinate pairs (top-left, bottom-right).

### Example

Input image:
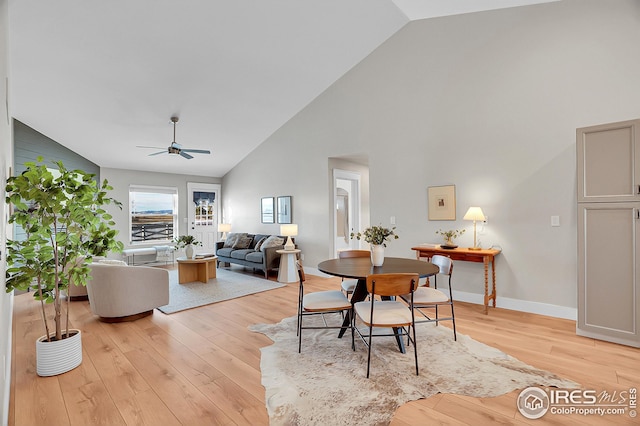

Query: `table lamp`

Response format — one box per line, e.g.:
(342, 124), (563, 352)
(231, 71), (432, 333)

(463, 207), (485, 250)
(218, 223), (231, 241)
(280, 224), (298, 251)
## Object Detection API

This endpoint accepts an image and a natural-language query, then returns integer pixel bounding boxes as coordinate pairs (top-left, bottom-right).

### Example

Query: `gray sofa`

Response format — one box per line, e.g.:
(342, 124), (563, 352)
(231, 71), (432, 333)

(215, 233), (293, 278)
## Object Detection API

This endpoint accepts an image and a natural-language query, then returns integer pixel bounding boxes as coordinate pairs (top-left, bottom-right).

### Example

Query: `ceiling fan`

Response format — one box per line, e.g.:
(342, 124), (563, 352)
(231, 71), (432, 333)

(137, 116), (211, 159)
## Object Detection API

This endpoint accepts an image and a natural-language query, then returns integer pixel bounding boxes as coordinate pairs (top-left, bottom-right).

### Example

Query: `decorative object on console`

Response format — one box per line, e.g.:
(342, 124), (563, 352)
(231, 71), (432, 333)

(350, 225), (398, 267)
(436, 228), (465, 249)
(218, 223), (231, 241)
(428, 184), (456, 220)
(280, 224), (298, 251)
(463, 207), (486, 250)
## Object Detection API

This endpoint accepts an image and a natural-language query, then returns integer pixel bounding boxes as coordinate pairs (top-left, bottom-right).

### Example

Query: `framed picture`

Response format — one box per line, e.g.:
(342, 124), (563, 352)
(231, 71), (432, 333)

(261, 197), (275, 223)
(277, 196), (292, 224)
(427, 185), (456, 220)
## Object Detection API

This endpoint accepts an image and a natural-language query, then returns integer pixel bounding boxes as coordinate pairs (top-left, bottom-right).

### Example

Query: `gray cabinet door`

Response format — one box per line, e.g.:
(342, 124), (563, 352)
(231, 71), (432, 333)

(577, 203), (640, 347)
(577, 119), (640, 203)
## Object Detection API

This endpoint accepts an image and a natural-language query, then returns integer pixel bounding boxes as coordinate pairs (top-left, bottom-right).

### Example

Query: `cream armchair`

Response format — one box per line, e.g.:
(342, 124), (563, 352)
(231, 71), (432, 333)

(86, 263), (170, 322)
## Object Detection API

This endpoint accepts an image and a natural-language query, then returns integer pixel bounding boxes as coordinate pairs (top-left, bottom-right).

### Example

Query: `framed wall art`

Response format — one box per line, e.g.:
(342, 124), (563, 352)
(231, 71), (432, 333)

(427, 185), (456, 220)
(277, 196), (292, 224)
(261, 197), (275, 223)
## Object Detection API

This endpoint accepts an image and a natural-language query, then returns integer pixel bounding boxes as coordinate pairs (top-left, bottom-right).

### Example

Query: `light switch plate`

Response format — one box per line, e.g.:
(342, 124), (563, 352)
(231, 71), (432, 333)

(551, 216), (560, 227)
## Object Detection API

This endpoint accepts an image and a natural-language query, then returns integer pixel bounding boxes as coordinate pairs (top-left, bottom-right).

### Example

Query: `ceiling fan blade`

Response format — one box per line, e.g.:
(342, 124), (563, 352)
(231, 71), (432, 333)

(137, 145), (165, 149)
(181, 149), (211, 154)
(148, 150), (167, 156)
(179, 151), (193, 159)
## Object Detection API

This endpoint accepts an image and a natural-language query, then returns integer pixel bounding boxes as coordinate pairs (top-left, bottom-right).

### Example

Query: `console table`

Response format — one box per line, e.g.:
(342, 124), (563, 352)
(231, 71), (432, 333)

(411, 245), (502, 314)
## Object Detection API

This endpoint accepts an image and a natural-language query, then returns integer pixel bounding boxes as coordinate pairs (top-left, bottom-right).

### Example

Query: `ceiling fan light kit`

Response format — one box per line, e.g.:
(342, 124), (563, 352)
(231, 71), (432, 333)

(137, 116), (211, 159)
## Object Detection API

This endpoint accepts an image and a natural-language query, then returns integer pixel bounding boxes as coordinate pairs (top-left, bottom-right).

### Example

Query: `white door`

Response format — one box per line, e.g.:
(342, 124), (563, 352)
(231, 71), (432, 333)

(333, 170), (361, 257)
(187, 183), (221, 254)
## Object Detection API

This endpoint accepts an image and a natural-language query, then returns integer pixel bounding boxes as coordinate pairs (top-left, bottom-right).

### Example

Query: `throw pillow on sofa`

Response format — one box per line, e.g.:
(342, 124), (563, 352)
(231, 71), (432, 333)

(232, 234), (253, 249)
(254, 236), (267, 251)
(223, 233), (241, 248)
(260, 236), (284, 251)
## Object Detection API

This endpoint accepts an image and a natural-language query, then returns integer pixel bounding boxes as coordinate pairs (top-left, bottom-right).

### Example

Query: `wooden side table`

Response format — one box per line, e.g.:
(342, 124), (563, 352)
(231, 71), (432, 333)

(176, 256), (217, 284)
(411, 246), (501, 314)
(276, 249), (301, 283)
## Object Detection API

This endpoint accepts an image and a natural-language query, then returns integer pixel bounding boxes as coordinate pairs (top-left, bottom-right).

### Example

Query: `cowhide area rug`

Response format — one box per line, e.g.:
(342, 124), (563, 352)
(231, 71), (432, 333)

(250, 314), (579, 425)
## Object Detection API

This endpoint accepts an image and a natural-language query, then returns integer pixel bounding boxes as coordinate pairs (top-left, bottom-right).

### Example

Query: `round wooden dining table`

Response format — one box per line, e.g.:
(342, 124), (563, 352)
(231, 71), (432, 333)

(317, 256), (439, 352)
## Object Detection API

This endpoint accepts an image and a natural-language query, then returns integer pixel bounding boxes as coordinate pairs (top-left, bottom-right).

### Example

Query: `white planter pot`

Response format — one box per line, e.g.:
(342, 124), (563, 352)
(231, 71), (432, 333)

(371, 244), (385, 267)
(36, 329), (83, 377)
(185, 244), (195, 259)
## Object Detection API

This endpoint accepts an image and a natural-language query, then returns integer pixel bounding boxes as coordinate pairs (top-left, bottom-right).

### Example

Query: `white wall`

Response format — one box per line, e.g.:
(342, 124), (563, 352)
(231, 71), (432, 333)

(100, 167), (221, 254)
(0, 0), (12, 423)
(222, 0), (640, 316)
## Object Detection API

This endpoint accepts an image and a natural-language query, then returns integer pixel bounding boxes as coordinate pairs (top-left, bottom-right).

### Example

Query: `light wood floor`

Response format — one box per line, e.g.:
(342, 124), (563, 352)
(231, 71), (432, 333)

(9, 266), (639, 425)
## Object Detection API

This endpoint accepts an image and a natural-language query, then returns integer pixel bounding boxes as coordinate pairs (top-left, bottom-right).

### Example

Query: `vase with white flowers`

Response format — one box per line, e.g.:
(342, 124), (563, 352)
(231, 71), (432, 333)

(350, 225), (399, 266)
(173, 235), (202, 259)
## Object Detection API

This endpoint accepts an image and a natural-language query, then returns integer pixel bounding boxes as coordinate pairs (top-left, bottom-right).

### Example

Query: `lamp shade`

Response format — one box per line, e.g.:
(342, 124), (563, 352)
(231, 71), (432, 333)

(280, 224), (298, 237)
(218, 223), (232, 232)
(463, 207), (485, 222)
(280, 224), (298, 251)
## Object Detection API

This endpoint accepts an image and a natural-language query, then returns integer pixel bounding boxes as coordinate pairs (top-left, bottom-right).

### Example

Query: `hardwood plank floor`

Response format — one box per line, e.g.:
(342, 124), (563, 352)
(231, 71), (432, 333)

(9, 266), (639, 425)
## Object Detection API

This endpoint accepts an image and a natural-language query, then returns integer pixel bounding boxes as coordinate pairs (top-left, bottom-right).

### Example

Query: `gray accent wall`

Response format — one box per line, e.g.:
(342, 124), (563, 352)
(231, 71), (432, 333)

(13, 119), (99, 177)
(221, 0), (640, 316)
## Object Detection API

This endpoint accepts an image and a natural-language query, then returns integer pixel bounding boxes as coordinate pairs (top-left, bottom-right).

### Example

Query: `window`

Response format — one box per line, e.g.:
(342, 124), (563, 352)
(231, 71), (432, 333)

(129, 185), (178, 244)
(193, 191), (216, 226)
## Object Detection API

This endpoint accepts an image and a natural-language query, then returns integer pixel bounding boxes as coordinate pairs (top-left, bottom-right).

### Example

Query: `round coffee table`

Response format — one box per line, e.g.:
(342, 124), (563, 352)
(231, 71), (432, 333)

(176, 256), (217, 284)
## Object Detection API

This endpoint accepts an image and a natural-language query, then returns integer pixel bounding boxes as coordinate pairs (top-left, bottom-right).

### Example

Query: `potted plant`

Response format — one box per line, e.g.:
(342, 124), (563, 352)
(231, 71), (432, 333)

(436, 228), (465, 249)
(350, 225), (399, 266)
(173, 234), (202, 259)
(5, 158), (123, 376)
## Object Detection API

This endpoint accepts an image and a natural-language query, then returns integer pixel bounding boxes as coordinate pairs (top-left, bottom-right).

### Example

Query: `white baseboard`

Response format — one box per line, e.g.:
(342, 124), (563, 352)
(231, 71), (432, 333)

(304, 267), (577, 321)
(453, 290), (577, 320)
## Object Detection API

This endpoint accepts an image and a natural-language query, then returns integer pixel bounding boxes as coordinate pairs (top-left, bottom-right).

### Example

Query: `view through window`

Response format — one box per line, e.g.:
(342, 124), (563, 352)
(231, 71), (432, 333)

(129, 185), (178, 243)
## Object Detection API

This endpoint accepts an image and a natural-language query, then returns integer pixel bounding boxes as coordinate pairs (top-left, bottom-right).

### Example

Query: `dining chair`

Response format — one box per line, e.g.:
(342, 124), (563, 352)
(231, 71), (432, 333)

(338, 250), (370, 298)
(401, 254), (456, 340)
(353, 273), (419, 378)
(297, 261), (354, 353)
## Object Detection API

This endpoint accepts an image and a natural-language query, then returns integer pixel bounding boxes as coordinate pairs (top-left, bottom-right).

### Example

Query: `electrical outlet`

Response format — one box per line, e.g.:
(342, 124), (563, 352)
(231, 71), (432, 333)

(300, 253), (305, 261)
(390, 216), (396, 225)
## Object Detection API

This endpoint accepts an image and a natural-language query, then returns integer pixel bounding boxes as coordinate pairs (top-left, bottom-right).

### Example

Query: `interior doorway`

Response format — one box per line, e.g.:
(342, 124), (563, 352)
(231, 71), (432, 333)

(333, 169), (361, 257)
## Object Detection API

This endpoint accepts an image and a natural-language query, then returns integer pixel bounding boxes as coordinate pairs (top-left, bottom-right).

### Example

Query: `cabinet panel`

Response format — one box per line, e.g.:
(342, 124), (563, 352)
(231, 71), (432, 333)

(577, 203), (640, 347)
(577, 119), (640, 202)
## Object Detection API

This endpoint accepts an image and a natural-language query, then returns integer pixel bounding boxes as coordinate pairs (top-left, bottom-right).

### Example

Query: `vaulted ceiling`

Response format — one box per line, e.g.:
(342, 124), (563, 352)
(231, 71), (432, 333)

(8, 0), (556, 177)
